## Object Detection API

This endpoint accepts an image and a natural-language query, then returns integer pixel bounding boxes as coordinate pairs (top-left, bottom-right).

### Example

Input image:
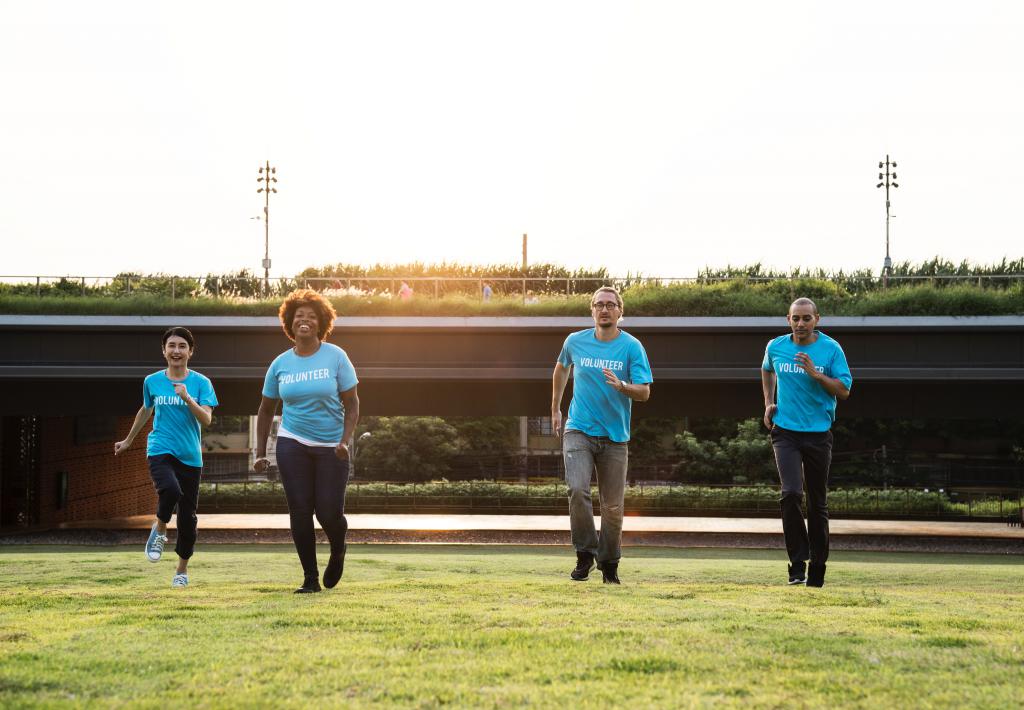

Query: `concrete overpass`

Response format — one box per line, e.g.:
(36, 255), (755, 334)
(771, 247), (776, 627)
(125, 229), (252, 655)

(3, 314), (1024, 418)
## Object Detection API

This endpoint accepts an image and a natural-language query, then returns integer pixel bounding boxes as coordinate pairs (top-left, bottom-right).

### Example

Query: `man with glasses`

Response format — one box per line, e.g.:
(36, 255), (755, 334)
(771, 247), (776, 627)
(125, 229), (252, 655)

(762, 298), (852, 588)
(551, 286), (653, 584)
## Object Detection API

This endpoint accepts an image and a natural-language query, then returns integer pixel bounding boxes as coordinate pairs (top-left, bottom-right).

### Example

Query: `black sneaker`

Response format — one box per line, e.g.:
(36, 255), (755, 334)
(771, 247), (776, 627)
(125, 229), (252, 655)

(570, 551), (595, 581)
(294, 576), (322, 594)
(597, 560), (620, 584)
(323, 543), (347, 589)
(788, 561), (807, 585)
(806, 563), (826, 588)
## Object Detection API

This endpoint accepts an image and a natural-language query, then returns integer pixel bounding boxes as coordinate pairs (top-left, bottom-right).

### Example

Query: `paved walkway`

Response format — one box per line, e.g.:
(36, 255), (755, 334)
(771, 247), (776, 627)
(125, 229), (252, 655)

(59, 513), (1024, 540)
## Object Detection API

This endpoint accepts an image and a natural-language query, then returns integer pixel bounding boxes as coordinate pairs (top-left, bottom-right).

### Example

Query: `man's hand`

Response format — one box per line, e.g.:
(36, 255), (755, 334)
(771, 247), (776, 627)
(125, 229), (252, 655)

(794, 352), (821, 380)
(763, 404), (777, 430)
(551, 410), (563, 438)
(335, 443), (350, 461)
(603, 368), (624, 392)
(113, 439), (131, 456)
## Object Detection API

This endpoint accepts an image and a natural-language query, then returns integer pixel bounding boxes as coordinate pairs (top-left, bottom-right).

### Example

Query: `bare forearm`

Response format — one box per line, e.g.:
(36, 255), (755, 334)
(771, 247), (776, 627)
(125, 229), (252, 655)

(551, 365), (570, 413)
(761, 371), (776, 406)
(340, 399), (359, 447)
(618, 382), (650, 402)
(813, 374), (850, 400)
(184, 397), (212, 427)
(122, 406), (153, 445)
(255, 401), (276, 457)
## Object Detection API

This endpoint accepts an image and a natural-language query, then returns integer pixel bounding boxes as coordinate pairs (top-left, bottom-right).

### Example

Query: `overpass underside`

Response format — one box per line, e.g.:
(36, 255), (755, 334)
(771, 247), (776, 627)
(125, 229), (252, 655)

(2, 315), (1024, 418)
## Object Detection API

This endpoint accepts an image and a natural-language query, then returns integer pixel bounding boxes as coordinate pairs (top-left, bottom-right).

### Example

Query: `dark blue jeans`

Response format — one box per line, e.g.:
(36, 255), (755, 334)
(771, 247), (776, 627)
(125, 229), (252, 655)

(147, 454), (201, 560)
(770, 426), (832, 567)
(275, 436), (349, 578)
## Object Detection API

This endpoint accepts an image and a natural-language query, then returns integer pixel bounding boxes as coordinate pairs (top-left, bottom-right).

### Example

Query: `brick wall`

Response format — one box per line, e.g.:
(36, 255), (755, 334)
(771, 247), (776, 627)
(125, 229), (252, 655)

(38, 417), (155, 526)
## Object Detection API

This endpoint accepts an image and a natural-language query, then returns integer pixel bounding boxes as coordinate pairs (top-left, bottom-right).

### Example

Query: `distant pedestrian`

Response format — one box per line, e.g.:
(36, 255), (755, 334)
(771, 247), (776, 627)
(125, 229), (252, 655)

(254, 289), (360, 593)
(114, 327), (218, 589)
(762, 297), (852, 588)
(551, 286), (652, 584)
(398, 281), (414, 301)
(482, 282), (493, 302)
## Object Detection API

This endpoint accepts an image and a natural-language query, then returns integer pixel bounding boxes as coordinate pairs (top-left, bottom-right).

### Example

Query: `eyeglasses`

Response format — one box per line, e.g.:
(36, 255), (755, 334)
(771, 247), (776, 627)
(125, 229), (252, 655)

(591, 301), (620, 311)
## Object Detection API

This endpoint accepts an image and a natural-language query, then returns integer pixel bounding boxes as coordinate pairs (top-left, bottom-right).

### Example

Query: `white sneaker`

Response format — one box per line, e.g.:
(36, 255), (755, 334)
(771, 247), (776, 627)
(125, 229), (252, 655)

(145, 524), (167, 563)
(171, 573), (189, 588)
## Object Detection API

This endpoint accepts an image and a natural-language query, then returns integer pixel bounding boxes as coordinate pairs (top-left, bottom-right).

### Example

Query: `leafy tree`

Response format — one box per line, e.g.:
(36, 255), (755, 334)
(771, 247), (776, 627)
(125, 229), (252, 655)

(672, 419), (775, 484)
(446, 417), (519, 455)
(628, 418), (682, 468)
(356, 417), (459, 481)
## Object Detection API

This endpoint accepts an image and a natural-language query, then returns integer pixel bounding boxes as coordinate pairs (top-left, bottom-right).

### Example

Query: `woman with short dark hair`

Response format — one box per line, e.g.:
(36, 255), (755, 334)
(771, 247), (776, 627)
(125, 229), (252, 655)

(254, 289), (360, 593)
(115, 326), (218, 588)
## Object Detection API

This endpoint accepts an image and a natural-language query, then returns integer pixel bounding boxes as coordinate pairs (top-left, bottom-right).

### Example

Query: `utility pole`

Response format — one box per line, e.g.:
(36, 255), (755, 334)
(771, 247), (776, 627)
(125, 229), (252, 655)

(522, 233), (528, 272)
(257, 161), (278, 295)
(876, 156), (898, 287)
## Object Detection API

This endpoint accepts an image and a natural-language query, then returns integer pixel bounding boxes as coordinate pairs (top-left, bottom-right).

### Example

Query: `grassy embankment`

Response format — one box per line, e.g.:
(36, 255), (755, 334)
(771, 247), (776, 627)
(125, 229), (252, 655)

(1, 546), (1022, 707)
(3, 280), (1024, 316)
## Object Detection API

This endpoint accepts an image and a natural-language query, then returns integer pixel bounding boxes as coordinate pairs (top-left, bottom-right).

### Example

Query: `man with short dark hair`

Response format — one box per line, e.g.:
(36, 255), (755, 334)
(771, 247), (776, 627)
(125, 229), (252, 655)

(552, 286), (653, 584)
(762, 298), (852, 588)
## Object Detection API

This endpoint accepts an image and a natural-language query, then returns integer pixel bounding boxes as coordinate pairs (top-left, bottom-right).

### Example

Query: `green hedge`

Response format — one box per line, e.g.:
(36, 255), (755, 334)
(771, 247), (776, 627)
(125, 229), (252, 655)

(4, 281), (1024, 317)
(197, 481), (1023, 519)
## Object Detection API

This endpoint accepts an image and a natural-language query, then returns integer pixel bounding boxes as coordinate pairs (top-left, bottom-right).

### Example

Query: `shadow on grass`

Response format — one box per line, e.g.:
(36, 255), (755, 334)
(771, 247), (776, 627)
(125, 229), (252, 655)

(3, 544), (1021, 566)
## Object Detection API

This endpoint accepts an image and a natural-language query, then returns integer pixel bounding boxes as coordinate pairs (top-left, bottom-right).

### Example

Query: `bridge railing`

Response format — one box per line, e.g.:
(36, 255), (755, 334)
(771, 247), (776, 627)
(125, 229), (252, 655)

(5, 273), (1024, 301)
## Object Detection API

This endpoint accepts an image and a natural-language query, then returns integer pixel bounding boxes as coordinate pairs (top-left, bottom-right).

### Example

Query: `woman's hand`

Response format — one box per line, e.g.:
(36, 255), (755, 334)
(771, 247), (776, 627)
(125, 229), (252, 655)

(335, 443), (350, 461)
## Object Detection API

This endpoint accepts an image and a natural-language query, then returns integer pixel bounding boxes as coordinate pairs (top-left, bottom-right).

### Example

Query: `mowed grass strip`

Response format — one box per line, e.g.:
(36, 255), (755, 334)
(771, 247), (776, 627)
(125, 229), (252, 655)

(1, 546), (1022, 708)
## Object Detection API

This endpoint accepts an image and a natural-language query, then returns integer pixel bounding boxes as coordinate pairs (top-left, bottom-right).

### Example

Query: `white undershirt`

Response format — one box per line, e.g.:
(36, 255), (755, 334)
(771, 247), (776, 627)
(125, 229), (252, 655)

(276, 426), (338, 448)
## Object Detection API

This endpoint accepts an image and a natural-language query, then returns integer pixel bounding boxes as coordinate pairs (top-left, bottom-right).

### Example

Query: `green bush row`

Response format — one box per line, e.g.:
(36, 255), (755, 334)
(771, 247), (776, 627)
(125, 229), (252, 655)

(197, 481), (1023, 517)
(4, 280), (1024, 317)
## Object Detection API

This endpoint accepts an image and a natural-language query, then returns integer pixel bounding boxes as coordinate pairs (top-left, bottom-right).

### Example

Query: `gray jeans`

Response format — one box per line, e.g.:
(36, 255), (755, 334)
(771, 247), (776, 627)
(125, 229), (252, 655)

(563, 430), (629, 563)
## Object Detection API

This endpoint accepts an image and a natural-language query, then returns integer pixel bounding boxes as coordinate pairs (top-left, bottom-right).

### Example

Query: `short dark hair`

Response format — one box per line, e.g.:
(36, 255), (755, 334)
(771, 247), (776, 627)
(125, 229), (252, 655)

(279, 289), (337, 342)
(789, 297), (819, 315)
(161, 326), (195, 349)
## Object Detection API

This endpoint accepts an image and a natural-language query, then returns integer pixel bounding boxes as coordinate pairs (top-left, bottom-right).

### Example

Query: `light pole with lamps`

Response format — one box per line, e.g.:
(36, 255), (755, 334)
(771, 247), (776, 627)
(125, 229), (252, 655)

(256, 161), (278, 296)
(876, 155), (899, 287)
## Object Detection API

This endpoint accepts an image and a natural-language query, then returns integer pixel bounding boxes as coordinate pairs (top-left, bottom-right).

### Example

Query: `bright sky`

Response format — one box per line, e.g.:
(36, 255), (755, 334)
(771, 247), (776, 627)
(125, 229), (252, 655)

(1, 1), (1022, 279)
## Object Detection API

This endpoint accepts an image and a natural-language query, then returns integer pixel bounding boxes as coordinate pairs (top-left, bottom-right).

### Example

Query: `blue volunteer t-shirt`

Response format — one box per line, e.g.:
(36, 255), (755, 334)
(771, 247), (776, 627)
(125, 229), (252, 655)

(558, 328), (653, 443)
(762, 331), (853, 433)
(143, 370), (218, 467)
(262, 342), (359, 445)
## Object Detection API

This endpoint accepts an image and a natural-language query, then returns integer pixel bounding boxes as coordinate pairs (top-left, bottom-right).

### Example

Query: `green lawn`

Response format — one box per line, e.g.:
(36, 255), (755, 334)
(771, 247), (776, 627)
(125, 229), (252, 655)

(1, 546), (1022, 708)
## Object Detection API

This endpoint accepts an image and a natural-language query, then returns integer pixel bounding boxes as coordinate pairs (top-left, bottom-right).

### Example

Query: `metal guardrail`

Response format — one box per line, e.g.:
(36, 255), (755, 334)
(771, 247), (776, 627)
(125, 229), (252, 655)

(5, 273), (1024, 300)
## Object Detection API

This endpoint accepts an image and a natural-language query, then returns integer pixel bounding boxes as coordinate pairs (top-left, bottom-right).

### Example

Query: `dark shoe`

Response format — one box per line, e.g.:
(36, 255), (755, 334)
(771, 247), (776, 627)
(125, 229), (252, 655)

(597, 560), (620, 584)
(806, 563), (826, 588)
(570, 551), (595, 581)
(294, 576), (322, 594)
(323, 543), (347, 589)
(788, 561), (807, 585)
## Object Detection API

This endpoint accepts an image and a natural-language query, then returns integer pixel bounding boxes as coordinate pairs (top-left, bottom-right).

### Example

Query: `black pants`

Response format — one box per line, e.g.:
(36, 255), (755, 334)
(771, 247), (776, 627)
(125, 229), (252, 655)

(276, 436), (349, 578)
(770, 426), (833, 566)
(147, 454), (202, 560)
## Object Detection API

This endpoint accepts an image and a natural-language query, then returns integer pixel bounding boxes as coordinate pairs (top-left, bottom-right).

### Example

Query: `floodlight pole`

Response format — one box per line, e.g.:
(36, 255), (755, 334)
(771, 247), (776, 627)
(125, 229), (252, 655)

(876, 155), (898, 287)
(256, 161), (278, 295)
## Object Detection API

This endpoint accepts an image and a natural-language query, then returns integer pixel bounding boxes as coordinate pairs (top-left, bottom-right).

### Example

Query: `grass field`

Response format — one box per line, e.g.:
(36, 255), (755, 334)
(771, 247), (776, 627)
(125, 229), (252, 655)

(1, 545), (1022, 708)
